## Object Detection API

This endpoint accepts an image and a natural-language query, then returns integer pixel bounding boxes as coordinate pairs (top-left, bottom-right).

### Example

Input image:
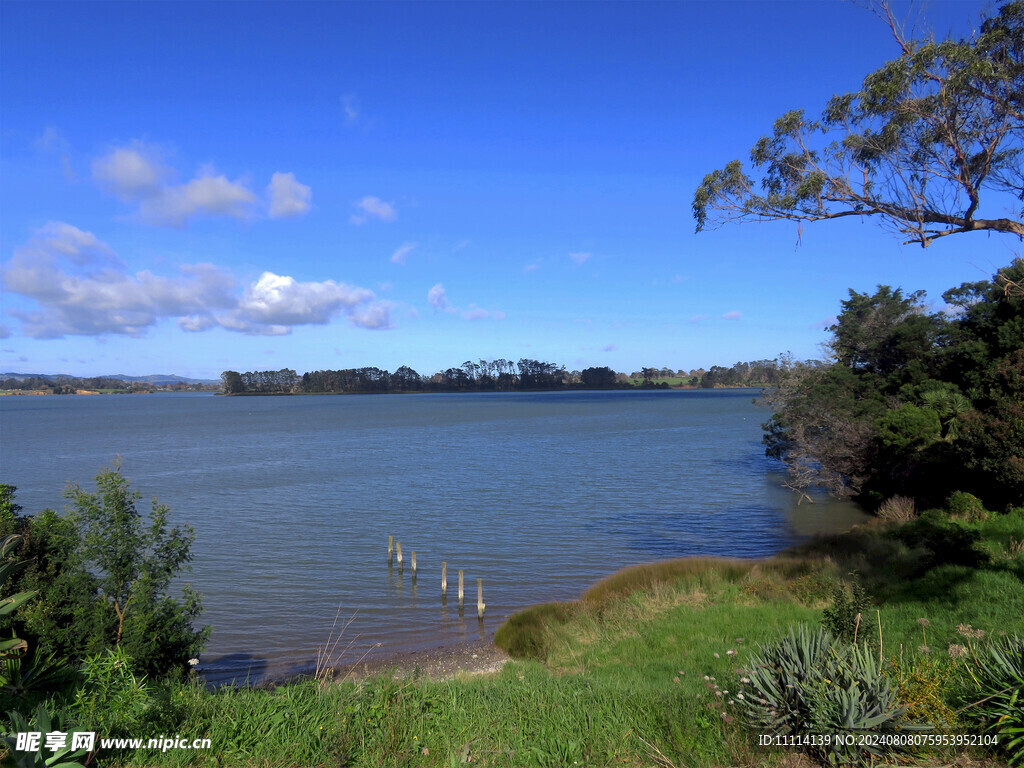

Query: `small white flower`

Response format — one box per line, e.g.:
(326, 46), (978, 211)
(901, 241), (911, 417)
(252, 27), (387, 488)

(713, 652), (720, 658)
(188, 658), (199, 666)
(741, 676), (750, 683)
(736, 693), (745, 700)
(726, 649), (737, 656)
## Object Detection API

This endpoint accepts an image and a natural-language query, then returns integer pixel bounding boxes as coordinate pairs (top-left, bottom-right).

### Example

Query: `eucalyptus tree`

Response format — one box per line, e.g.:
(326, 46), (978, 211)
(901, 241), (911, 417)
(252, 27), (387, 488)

(694, 2), (1024, 247)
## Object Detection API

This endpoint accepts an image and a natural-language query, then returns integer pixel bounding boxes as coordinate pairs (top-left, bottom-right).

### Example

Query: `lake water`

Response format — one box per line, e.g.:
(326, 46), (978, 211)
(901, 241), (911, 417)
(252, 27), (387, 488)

(0, 389), (867, 682)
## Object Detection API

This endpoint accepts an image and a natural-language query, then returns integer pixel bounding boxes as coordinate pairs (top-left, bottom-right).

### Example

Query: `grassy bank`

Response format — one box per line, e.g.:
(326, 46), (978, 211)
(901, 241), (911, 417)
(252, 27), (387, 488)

(15, 504), (1023, 768)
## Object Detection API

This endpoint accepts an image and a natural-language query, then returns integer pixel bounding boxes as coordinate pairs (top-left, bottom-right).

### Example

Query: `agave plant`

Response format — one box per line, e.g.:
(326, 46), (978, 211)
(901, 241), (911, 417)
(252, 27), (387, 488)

(738, 625), (929, 766)
(967, 635), (1024, 766)
(3, 705), (87, 768)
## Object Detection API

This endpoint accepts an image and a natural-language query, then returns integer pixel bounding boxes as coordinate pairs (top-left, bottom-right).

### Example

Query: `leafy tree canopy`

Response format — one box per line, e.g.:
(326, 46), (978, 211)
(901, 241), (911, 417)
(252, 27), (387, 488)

(694, 2), (1024, 247)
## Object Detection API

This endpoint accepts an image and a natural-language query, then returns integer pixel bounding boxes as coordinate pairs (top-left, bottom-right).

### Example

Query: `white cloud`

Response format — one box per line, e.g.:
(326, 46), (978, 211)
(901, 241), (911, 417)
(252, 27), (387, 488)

(350, 302), (394, 330)
(524, 263), (540, 274)
(35, 126), (69, 153)
(390, 242), (417, 265)
(689, 314), (708, 324)
(2, 223), (391, 338)
(0, 324), (10, 339)
(426, 284), (502, 320)
(569, 252), (592, 265)
(341, 94), (360, 125)
(91, 143), (171, 201)
(351, 196), (396, 225)
(428, 283), (450, 312)
(236, 272), (374, 325)
(461, 305), (506, 321)
(266, 172), (312, 218)
(722, 310), (743, 320)
(92, 142), (310, 226)
(603, 343), (616, 352)
(139, 169), (256, 227)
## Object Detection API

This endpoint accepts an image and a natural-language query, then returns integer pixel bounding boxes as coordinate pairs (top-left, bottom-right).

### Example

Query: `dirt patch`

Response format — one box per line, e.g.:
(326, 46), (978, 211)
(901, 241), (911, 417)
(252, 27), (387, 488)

(330, 639), (510, 682)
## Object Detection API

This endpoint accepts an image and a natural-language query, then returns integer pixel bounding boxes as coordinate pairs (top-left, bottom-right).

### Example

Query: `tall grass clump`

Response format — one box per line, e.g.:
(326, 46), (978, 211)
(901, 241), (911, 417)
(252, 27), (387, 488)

(494, 602), (576, 659)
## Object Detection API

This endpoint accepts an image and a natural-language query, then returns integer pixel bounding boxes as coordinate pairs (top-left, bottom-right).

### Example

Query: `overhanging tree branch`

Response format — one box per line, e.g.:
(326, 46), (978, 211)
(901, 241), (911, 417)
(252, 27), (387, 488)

(694, 1), (1024, 247)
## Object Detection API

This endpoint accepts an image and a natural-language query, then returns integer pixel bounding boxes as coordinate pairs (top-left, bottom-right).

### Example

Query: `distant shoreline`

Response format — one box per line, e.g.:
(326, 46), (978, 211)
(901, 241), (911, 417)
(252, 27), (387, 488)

(2, 385), (767, 397)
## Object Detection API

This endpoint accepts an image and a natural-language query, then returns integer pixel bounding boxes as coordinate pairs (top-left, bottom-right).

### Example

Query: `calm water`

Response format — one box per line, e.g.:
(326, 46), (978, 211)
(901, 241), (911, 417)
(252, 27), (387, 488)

(0, 389), (867, 682)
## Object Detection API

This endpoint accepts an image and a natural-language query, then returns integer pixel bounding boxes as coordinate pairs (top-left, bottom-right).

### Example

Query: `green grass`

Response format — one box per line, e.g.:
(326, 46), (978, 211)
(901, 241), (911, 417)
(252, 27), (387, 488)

(93, 507), (1024, 767)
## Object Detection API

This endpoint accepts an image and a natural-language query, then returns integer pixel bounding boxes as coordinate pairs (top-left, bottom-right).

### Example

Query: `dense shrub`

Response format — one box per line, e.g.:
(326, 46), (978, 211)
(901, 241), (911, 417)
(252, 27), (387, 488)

(0, 470), (208, 679)
(821, 579), (874, 644)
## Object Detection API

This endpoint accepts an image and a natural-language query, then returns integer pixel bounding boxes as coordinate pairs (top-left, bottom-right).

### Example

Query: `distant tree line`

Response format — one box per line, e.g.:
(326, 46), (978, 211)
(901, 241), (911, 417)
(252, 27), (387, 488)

(220, 360), (647, 395)
(220, 357), (799, 396)
(697, 359), (795, 389)
(0, 376), (216, 394)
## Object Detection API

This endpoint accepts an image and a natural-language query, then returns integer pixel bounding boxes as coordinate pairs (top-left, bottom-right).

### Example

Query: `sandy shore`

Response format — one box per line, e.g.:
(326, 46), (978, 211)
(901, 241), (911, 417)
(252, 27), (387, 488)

(329, 639), (511, 682)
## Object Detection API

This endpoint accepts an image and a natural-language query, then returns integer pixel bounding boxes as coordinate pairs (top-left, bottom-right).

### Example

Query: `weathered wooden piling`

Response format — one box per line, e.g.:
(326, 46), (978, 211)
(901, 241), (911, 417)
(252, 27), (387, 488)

(388, 536), (394, 565)
(441, 562), (447, 596)
(477, 578), (485, 618)
(411, 551), (417, 580)
(396, 542), (403, 569)
(458, 569), (464, 606)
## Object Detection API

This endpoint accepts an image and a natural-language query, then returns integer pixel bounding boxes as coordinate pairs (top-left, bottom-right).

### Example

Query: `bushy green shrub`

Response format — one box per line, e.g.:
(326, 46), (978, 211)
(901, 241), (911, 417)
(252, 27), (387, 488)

(738, 626), (927, 766)
(947, 491), (988, 521)
(821, 579), (874, 644)
(0, 472), (208, 679)
(69, 646), (153, 739)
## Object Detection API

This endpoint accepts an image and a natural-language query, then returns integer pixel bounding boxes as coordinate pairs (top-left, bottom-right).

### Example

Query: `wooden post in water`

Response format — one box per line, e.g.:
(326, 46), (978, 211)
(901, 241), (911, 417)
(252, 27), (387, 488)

(388, 536), (394, 565)
(477, 578), (485, 618)
(396, 542), (403, 570)
(441, 562), (447, 597)
(458, 569), (464, 607)
(411, 551), (417, 581)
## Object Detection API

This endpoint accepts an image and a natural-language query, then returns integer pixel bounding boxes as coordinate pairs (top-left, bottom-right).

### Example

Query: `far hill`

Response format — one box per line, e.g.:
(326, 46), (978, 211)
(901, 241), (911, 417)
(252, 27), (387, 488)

(1, 372), (220, 386)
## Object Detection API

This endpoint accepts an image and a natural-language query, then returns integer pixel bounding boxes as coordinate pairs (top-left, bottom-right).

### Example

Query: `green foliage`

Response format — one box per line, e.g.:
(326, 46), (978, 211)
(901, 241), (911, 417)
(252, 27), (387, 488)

(876, 404), (941, 454)
(738, 626), (927, 766)
(965, 635), (1024, 766)
(0, 535), (68, 713)
(66, 462), (208, 677)
(68, 646), (153, 739)
(0, 487), (21, 532)
(762, 259), (1024, 508)
(3, 509), (104, 667)
(889, 655), (958, 731)
(947, 491), (988, 522)
(821, 578), (874, 644)
(0, 473), (207, 681)
(1, 535), (34, 702)
(693, 2), (1024, 247)
(3, 705), (87, 768)
(891, 512), (991, 571)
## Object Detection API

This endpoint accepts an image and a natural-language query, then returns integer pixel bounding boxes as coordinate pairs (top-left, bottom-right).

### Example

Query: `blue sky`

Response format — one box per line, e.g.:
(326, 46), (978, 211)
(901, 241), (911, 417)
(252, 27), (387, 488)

(1, 0), (1014, 379)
